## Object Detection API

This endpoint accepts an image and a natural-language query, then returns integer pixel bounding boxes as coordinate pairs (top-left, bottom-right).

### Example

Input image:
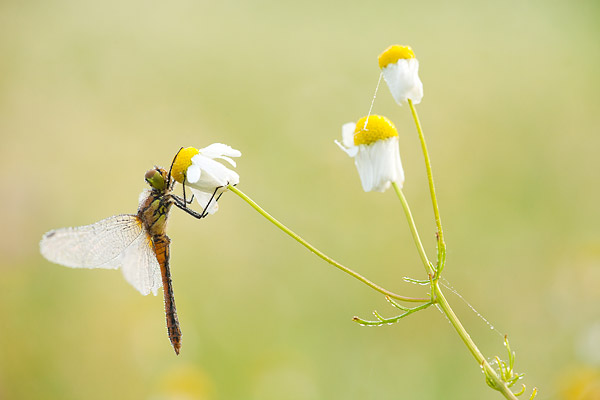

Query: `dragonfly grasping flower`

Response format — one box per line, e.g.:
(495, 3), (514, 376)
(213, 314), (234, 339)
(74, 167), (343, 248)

(336, 115), (404, 192)
(171, 143), (241, 215)
(378, 45), (423, 105)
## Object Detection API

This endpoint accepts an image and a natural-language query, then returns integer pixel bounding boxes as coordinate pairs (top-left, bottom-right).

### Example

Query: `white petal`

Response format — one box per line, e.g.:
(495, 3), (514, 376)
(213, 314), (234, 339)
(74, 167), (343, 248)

(406, 59), (424, 105)
(186, 164), (202, 184)
(391, 139), (405, 188)
(341, 122), (357, 148)
(221, 169), (239, 186)
(199, 143), (242, 159)
(335, 140), (358, 157)
(190, 188), (220, 215)
(382, 59), (423, 105)
(353, 137), (404, 192)
(190, 154), (239, 190)
(354, 145), (376, 191)
(214, 155), (237, 167)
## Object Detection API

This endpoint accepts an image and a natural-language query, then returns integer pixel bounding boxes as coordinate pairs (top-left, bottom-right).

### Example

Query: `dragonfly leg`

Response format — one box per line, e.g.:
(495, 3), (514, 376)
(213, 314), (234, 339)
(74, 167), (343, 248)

(172, 185), (223, 219)
(181, 180), (195, 205)
(172, 196), (205, 219)
(198, 186), (222, 217)
(167, 147), (184, 189)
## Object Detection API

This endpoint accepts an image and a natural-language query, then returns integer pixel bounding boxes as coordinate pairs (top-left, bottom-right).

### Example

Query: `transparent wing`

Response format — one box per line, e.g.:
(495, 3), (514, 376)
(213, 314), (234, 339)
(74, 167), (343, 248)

(40, 214), (162, 295)
(119, 231), (163, 296)
(40, 214), (143, 269)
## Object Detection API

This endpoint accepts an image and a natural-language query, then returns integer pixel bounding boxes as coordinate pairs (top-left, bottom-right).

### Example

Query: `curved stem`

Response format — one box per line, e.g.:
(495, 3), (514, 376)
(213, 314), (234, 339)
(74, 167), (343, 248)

(353, 301), (433, 326)
(228, 185), (429, 303)
(407, 99), (447, 276)
(392, 182), (433, 276)
(434, 283), (519, 400)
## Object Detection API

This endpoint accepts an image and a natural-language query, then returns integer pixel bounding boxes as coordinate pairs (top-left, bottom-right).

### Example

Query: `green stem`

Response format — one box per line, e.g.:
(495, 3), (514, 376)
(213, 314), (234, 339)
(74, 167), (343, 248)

(353, 301), (433, 326)
(434, 283), (519, 400)
(404, 102), (518, 398)
(228, 185), (428, 303)
(407, 99), (447, 276)
(391, 182), (433, 276)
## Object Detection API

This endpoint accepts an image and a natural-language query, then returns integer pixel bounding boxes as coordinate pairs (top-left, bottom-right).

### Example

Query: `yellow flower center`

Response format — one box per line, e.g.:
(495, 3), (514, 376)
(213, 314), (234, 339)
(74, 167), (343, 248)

(171, 147), (199, 183)
(353, 115), (398, 146)
(378, 45), (416, 69)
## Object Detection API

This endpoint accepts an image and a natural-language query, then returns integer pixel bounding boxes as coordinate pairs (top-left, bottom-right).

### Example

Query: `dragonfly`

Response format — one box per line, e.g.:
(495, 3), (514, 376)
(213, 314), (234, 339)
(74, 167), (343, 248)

(40, 150), (219, 355)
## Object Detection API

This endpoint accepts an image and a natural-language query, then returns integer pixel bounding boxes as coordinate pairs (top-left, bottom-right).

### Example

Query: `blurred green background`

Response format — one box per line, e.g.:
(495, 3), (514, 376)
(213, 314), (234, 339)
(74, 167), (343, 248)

(1, 0), (599, 399)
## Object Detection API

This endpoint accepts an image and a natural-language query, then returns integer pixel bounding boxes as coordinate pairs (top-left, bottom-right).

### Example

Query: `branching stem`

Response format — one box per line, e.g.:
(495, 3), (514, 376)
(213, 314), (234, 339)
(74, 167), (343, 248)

(434, 283), (519, 400)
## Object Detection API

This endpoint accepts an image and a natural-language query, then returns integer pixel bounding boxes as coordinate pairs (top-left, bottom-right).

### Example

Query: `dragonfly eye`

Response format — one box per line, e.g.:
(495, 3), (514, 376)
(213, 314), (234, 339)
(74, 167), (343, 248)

(145, 169), (166, 191)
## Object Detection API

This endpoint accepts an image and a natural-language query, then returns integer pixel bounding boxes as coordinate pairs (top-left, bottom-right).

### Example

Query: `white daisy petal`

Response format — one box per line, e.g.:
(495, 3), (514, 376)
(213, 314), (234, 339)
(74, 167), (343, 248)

(186, 164), (202, 184)
(190, 156), (229, 188)
(382, 59), (423, 105)
(190, 188), (220, 215)
(341, 122), (357, 148)
(191, 154), (240, 188)
(199, 143), (242, 159)
(214, 155), (237, 167)
(335, 140), (358, 157)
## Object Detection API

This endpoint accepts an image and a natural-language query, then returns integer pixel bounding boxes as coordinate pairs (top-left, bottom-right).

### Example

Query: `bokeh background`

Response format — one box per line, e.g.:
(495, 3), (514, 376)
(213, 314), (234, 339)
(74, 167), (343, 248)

(1, 0), (599, 399)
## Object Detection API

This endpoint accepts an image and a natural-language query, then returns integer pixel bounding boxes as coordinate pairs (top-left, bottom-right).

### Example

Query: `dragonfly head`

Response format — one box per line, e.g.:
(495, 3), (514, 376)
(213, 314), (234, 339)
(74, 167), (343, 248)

(145, 168), (168, 191)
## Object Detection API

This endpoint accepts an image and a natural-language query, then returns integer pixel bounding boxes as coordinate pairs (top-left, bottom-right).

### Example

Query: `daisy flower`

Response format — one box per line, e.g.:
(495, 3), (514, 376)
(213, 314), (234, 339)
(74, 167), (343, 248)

(336, 115), (404, 192)
(378, 45), (423, 105)
(171, 143), (241, 214)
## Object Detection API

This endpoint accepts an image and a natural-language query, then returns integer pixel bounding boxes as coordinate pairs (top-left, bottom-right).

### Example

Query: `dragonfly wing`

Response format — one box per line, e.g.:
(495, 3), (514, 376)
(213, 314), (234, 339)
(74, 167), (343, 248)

(41, 214), (163, 296)
(119, 231), (162, 296)
(40, 214), (144, 269)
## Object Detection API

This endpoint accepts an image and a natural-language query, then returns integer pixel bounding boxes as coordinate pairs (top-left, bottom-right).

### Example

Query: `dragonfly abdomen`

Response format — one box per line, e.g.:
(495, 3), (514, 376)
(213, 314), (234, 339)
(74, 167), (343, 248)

(153, 233), (182, 355)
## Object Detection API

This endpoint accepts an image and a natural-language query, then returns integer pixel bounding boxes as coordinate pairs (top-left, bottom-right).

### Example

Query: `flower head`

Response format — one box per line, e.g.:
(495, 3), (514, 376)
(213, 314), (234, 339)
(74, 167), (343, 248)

(171, 143), (241, 214)
(378, 45), (423, 105)
(336, 115), (404, 192)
